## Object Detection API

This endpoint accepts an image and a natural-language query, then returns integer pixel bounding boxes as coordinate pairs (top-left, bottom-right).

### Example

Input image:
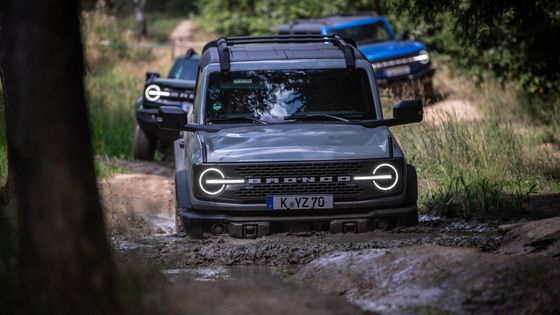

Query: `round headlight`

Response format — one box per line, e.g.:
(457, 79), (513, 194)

(372, 163), (399, 191)
(414, 50), (430, 65)
(145, 84), (170, 102)
(198, 168), (226, 195)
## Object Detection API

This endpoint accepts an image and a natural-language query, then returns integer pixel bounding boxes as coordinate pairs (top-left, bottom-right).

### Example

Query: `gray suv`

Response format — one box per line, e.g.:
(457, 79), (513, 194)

(158, 35), (423, 238)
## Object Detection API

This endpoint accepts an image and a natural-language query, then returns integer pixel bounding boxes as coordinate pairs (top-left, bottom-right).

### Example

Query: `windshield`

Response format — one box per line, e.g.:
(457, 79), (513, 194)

(204, 69), (376, 123)
(330, 22), (392, 45)
(168, 58), (198, 80)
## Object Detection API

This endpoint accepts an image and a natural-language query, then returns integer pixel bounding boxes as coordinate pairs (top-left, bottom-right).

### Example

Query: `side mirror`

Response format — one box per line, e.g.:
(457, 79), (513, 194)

(393, 99), (423, 124)
(400, 30), (410, 40)
(145, 71), (161, 81)
(158, 106), (188, 130)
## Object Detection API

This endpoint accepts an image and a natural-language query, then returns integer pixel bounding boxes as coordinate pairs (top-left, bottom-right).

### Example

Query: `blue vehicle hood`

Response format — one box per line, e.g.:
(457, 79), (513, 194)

(359, 40), (425, 62)
(200, 123), (392, 163)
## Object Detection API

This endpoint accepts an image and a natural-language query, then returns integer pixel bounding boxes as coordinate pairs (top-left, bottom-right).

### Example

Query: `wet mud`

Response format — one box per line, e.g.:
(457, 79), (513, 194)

(100, 161), (560, 314)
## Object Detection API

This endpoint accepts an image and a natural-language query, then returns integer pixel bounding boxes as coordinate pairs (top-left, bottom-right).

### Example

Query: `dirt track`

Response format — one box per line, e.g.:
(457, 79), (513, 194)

(99, 160), (560, 314)
(100, 20), (560, 314)
(100, 161), (502, 268)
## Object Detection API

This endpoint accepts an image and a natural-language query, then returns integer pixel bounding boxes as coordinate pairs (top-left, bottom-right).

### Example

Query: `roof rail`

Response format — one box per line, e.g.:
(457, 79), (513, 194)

(202, 35), (357, 71)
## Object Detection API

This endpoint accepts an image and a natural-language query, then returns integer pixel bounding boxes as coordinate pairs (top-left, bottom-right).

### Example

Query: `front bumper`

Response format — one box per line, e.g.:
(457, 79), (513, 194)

(180, 205), (417, 223)
(375, 67), (435, 87)
(180, 205), (417, 238)
(136, 108), (180, 142)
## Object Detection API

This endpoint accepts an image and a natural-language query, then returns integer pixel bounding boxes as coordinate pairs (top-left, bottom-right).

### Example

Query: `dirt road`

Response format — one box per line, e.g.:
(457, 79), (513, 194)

(99, 160), (560, 314)
(100, 20), (560, 314)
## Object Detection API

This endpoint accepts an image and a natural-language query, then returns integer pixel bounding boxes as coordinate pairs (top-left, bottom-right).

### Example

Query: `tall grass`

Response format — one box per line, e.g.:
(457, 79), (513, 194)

(385, 76), (560, 218)
(83, 8), (176, 159)
(86, 69), (137, 158)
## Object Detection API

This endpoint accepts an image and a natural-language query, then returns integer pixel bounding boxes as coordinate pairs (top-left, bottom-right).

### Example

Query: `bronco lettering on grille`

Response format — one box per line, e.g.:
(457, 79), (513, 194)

(246, 176), (352, 184)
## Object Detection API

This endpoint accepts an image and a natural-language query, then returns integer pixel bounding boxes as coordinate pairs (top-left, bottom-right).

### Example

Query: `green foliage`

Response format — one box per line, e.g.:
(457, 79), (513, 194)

(197, 0), (560, 93)
(95, 158), (129, 178)
(114, 12), (186, 42)
(86, 69), (137, 159)
(386, 81), (560, 218)
(196, 0), (373, 35)
(386, 0), (560, 94)
(82, 0), (197, 16)
(425, 175), (534, 219)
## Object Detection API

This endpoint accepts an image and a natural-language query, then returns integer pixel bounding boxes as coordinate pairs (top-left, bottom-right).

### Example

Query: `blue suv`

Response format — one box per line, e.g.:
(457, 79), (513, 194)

(279, 13), (435, 97)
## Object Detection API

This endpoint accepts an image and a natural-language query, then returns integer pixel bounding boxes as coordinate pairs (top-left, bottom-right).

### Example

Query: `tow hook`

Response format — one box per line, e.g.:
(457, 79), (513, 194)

(330, 219), (371, 233)
(228, 222), (270, 238)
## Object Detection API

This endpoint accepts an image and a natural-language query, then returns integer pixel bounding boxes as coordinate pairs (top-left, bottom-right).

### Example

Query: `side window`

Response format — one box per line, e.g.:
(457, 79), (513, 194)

(191, 68), (203, 123)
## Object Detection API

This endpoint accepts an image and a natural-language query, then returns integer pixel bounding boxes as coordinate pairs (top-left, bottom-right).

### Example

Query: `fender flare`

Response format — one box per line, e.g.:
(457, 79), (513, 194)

(174, 139), (193, 209)
(405, 164), (418, 205)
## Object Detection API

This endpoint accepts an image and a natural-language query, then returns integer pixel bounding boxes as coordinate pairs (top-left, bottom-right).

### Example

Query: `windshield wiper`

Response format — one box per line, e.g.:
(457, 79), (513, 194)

(285, 113), (352, 123)
(206, 116), (269, 125)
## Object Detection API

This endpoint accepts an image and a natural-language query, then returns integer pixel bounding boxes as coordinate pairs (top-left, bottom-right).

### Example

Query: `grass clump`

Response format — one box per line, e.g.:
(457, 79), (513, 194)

(86, 69), (138, 158)
(95, 157), (129, 178)
(425, 175), (536, 219)
(385, 66), (560, 218)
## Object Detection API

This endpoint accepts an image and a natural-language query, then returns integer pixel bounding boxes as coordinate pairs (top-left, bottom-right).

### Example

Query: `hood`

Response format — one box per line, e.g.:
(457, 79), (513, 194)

(199, 123), (391, 163)
(148, 77), (196, 90)
(359, 40), (425, 62)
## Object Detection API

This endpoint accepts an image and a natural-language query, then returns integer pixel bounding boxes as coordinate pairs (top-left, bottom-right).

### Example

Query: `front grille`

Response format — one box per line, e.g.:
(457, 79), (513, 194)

(232, 161), (368, 201)
(234, 161), (366, 177)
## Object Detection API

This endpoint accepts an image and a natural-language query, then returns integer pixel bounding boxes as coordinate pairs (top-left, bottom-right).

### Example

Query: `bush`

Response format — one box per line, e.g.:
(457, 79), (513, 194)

(387, 0), (560, 94)
(196, 0), (373, 35)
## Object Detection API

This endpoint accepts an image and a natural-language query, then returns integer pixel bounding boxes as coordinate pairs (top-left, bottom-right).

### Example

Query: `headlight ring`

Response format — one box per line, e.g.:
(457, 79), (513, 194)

(354, 163), (399, 191)
(198, 168), (226, 195)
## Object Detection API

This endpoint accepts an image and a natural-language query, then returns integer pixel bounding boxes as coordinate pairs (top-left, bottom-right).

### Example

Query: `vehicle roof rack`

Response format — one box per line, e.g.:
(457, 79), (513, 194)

(202, 34), (357, 71)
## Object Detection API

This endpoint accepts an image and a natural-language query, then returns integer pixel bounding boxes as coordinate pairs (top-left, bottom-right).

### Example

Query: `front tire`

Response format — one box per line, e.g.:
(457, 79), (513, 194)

(175, 207), (204, 239)
(400, 164), (420, 227)
(423, 79), (434, 101)
(133, 124), (156, 160)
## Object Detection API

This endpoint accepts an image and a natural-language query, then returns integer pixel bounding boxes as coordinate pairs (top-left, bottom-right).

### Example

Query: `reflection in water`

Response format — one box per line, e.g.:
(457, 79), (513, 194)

(162, 266), (297, 283)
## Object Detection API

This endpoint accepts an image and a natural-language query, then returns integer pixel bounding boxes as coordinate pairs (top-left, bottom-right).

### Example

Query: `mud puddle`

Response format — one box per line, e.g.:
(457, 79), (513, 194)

(162, 266), (295, 283)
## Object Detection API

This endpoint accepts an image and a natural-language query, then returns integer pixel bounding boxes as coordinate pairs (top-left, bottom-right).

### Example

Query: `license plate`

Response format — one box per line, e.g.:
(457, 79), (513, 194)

(267, 195), (333, 210)
(385, 66), (410, 77)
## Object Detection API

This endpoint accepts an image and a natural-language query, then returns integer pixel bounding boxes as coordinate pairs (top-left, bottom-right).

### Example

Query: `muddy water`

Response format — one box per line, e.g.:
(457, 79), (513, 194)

(101, 162), (560, 314)
(112, 215), (504, 271)
(101, 161), (505, 270)
(162, 266), (294, 282)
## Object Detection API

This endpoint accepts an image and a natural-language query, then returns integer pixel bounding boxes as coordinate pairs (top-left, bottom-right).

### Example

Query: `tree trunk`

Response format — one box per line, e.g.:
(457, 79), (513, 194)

(372, 0), (383, 15)
(0, 1), (118, 314)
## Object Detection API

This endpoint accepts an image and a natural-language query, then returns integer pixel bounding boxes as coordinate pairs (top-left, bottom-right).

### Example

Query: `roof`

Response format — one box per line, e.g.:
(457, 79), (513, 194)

(278, 13), (380, 35)
(200, 35), (366, 70)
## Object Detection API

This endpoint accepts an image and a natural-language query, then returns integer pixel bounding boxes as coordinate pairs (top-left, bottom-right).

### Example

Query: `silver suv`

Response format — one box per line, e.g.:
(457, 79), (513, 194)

(158, 35), (423, 238)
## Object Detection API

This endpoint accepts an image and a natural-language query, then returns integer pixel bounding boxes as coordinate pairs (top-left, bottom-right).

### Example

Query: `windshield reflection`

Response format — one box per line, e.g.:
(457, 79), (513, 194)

(205, 69), (375, 123)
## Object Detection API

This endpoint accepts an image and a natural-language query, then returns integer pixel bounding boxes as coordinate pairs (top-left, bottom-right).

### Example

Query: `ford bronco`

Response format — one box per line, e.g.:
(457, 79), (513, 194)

(158, 35), (423, 238)
(134, 48), (199, 160)
(279, 13), (435, 97)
